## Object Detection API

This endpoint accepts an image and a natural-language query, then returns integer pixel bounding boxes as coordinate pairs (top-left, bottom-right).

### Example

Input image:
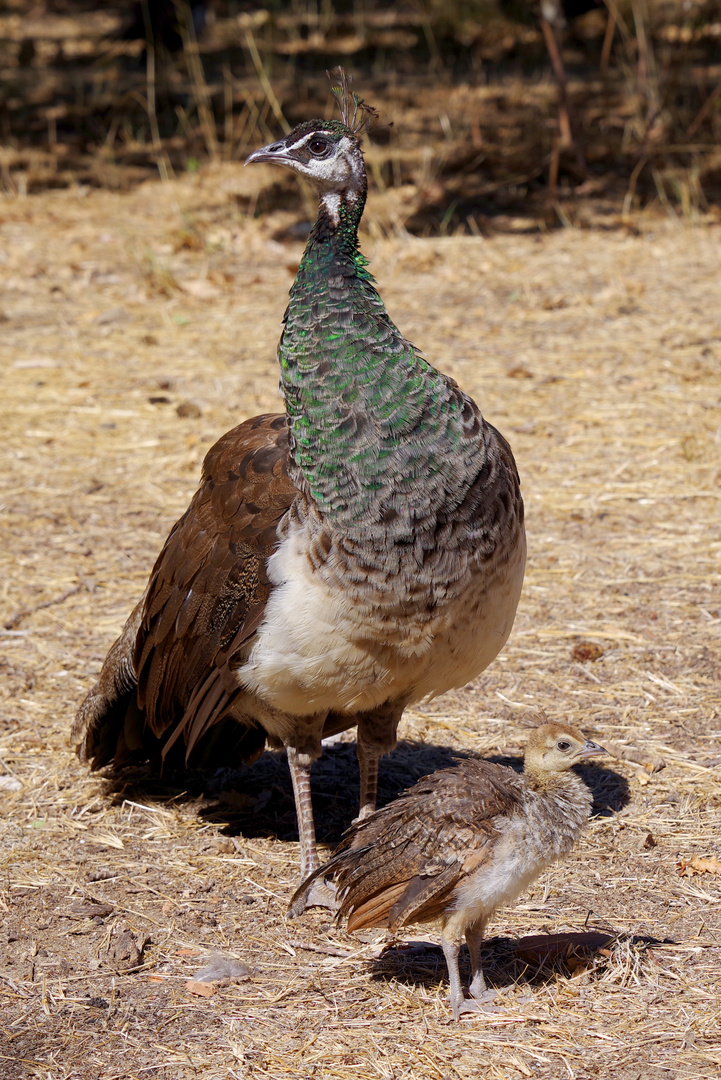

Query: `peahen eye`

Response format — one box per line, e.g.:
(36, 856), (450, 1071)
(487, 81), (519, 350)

(309, 137), (330, 156)
(556, 740), (571, 751)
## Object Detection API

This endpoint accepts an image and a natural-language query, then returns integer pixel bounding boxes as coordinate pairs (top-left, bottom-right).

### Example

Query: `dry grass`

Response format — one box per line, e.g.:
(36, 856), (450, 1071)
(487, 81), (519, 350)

(1, 0), (721, 221)
(0, 164), (720, 1079)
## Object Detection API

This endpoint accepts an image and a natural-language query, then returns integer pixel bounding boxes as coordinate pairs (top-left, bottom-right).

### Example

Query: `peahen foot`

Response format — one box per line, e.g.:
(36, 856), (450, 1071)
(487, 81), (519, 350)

(288, 875), (339, 917)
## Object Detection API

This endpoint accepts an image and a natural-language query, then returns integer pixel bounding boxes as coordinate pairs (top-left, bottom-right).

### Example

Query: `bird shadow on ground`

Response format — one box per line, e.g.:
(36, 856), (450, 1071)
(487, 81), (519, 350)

(98, 739), (629, 849)
(99, 739), (465, 846)
(368, 928), (666, 995)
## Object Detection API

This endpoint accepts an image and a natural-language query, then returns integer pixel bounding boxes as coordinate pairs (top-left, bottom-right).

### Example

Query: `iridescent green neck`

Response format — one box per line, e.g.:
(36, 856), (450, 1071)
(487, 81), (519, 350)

(278, 191), (472, 539)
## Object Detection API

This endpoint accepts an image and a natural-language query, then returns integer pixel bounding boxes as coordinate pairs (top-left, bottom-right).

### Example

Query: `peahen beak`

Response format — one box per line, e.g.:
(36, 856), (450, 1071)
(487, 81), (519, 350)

(244, 140), (291, 167)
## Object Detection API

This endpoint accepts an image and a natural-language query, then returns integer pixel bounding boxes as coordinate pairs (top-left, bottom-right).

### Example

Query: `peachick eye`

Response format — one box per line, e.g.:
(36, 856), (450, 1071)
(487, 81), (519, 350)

(557, 740), (571, 751)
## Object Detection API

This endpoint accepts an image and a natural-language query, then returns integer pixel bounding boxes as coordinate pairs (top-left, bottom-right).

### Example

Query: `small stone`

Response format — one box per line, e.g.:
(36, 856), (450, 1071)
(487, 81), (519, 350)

(176, 400), (202, 419)
(93, 306), (130, 326)
(571, 641), (604, 662)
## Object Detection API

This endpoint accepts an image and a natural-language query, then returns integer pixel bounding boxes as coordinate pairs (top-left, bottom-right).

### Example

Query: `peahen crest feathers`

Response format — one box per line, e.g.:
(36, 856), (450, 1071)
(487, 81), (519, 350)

(327, 66), (379, 136)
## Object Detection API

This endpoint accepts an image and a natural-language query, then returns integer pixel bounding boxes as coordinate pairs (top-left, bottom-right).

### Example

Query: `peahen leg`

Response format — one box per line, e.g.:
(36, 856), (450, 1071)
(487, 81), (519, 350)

(286, 746), (318, 879)
(286, 745), (338, 912)
(355, 703), (404, 820)
(355, 737), (379, 821)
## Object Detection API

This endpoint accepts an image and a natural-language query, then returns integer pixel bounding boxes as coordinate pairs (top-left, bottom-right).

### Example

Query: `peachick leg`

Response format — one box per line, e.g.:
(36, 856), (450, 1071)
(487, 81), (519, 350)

(465, 921), (487, 999)
(441, 937), (467, 1021)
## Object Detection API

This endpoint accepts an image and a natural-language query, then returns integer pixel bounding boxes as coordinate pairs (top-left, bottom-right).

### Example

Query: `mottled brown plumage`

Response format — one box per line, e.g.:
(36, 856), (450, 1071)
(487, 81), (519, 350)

(73, 413), (294, 769)
(290, 722), (606, 1019)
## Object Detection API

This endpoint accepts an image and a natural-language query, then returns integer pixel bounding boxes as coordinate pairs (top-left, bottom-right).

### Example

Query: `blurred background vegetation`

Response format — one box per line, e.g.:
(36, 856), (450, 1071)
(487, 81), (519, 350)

(0, 0), (720, 229)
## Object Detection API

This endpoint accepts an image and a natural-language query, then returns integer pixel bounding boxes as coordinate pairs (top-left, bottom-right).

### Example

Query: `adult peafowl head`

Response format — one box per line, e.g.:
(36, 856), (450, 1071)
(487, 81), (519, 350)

(245, 69), (377, 212)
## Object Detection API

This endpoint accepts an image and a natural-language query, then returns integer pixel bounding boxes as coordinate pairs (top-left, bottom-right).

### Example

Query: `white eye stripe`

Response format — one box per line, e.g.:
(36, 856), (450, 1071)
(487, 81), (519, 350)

(287, 134), (311, 151)
(287, 132), (326, 152)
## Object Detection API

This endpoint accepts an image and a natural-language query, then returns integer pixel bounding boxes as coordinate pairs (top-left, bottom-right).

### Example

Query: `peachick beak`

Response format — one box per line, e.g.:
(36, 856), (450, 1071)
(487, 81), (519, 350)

(580, 739), (607, 758)
(244, 141), (288, 167)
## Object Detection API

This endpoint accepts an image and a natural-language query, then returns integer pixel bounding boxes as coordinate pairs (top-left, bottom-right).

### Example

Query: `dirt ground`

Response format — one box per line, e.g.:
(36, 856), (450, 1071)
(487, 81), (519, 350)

(1, 161), (720, 1079)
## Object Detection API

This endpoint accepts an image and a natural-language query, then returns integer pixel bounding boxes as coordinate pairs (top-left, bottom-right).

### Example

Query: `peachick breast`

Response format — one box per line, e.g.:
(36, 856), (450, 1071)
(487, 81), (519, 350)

(454, 778), (592, 923)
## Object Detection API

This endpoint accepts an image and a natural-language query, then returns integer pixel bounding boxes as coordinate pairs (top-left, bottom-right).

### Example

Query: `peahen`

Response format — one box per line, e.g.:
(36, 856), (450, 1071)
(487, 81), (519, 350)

(73, 72), (526, 910)
(290, 722), (607, 1019)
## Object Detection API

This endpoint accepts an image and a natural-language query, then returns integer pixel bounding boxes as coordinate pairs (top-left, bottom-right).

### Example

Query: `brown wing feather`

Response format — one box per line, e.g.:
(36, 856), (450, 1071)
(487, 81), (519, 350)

(346, 881), (409, 931)
(290, 758), (523, 926)
(74, 413), (297, 768)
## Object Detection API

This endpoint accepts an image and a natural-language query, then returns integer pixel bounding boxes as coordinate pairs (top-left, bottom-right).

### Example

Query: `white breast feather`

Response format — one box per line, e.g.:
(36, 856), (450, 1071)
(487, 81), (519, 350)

(240, 520), (525, 717)
(452, 811), (582, 930)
